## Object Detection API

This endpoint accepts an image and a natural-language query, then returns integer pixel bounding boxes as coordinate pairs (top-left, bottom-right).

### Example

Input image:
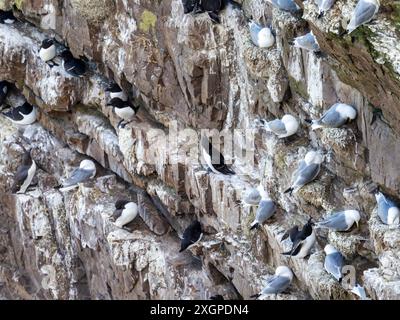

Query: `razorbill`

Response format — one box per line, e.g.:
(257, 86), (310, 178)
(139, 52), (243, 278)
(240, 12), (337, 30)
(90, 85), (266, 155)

(105, 83), (128, 101)
(60, 50), (86, 77)
(39, 39), (58, 67)
(2, 102), (37, 125)
(282, 218), (316, 258)
(11, 150), (37, 194)
(179, 220), (203, 252)
(106, 98), (140, 128)
(112, 200), (138, 228)
(201, 136), (235, 175)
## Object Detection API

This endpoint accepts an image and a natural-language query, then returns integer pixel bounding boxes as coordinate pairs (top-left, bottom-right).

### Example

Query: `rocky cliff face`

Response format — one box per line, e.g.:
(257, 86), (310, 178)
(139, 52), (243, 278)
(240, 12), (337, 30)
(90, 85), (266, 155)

(0, 0), (400, 300)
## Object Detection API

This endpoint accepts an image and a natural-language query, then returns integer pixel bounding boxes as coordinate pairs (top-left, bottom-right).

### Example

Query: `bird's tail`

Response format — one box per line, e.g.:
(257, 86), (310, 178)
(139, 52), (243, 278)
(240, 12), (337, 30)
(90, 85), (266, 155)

(284, 187), (293, 195)
(250, 293), (260, 299)
(250, 222), (259, 230)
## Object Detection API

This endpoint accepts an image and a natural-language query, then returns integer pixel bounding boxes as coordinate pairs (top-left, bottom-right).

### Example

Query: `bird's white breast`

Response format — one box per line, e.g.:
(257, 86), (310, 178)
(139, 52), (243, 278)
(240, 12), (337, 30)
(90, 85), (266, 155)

(202, 148), (219, 174)
(16, 107), (37, 125)
(18, 161), (36, 193)
(39, 45), (56, 62)
(115, 203), (138, 228)
(387, 207), (400, 226)
(115, 107), (135, 120)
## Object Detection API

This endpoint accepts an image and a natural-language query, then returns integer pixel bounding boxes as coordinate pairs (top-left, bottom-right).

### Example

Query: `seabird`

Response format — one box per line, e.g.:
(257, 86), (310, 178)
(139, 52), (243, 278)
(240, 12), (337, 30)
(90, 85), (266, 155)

(0, 10), (17, 24)
(2, 102), (37, 125)
(11, 150), (37, 194)
(375, 191), (400, 226)
(60, 50), (86, 77)
(105, 83), (128, 101)
(250, 184), (276, 230)
(315, 0), (336, 18)
(201, 136), (235, 175)
(290, 31), (321, 53)
(0, 80), (10, 106)
(316, 210), (361, 231)
(106, 98), (139, 128)
(39, 39), (58, 67)
(59, 159), (96, 192)
(282, 218), (316, 258)
(284, 150), (323, 195)
(267, 0), (301, 13)
(179, 220), (203, 252)
(306, 103), (357, 130)
(351, 284), (370, 300)
(249, 20), (275, 48)
(181, 0), (241, 23)
(112, 200), (138, 228)
(324, 244), (344, 282)
(347, 0), (380, 34)
(260, 114), (299, 138)
(250, 266), (293, 298)
(236, 185), (261, 208)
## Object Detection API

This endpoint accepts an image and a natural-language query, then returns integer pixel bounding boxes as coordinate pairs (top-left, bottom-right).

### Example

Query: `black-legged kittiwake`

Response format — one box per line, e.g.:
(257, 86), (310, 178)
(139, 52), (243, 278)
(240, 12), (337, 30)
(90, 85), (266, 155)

(12, 150), (37, 194)
(179, 220), (203, 252)
(107, 98), (139, 128)
(260, 114), (299, 138)
(0, 10), (16, 24)
(0, 80), (10, 106)
(324, 244), (344, 282)
(250, 185), (276, 230)
(290, 31), (321, 53)
(60, 50), (86, 77)
(282, 218), (316, 258)
(316, 210), (361, 231)
(59, 159), (96, 192)
(106, 83), (128, 101)
(347, 0), (380, 34)
(201, 136), (235, 175)
(306, 103), (357, 130)
(315, 0), (336, 18)
(351, 284), (370, 300)
(250, 266), (293, 298)
(236, 185), (261, 208)
(375, 191), (400, 226)
(39, 39), (58, 68)
(284, 150), (323, 195)
(249, 20), (275, 48)
(3, 102), (37, 125)
(268, 0), (301, 13)
(112, 199), (138, 228)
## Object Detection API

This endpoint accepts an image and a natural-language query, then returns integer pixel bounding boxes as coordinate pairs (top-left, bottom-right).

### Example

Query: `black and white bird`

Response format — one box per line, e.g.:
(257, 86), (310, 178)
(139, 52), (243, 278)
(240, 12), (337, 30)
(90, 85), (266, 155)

(284, 150), (323, 195)
(112, 200), (138, 228)
(39, 39), (58, 67)
(250, 266), (293, 298)
(316, 210), (361, 231)
(249, 20), (275, 48)
(0, 10), (17, 24)
(181, 0), (241, 23)
(106, 98), (139, 128)
(259, 114), (299, 138)
(324, 244), (345, 282)
(179, 220), (203, 252)
(2, 102), (37, 125)
(59, 159), (96, 192)
(250, 185), (276, 230)
(282, 218), (316, 258)
(306, 103), (357, 130)
(201, 136), (235, 175)
(60, 50), (86, 77)
(105, 83), (128, 101)
(375, 191), (400, 226)
(347, 0), (380, 34)
(315, 0), (336, 18)
(0, 80), (10, 106)
(11, 150), (37, 194)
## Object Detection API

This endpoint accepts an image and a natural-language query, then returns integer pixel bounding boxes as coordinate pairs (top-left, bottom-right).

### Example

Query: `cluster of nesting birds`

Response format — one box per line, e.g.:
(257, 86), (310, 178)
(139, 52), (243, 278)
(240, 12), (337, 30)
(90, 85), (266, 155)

(183, 0), (393, 300)
(0, 0), (391, 300)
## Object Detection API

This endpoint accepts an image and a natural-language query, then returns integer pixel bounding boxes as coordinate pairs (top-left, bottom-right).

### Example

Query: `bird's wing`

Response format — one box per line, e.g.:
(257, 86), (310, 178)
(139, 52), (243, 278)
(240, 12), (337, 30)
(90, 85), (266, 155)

(262, 275), (291, 295)
(3, 107), (24, 121)
(324, 252), (344, 280)
(112, 209), (123, 220)
(296, 34), (316, 50)
(377, 195), (390, 224)
(249, 21), (262, 45)
(62, 168), (94, 187)
(266, 119), (287, 135)
(318, 212), (349, 230)
(353, 0), (378, 27)
(256, 200), (276, 222)
(319, 108), (345, 127)
(11, 165), (30, 192)
(291, 160), (307, 182)
(294, 163), (320, 188)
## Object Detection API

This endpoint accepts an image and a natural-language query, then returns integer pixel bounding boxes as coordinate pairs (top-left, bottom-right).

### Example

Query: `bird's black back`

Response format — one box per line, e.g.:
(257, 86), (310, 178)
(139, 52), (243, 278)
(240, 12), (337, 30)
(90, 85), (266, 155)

(3, 106), (23, 121)
(106, 83), (122, 93)
(115, 199), (130, 210)
(41, 39), (54, 49)
(0, 10), (16, 22)
(18, 102), (33, 115)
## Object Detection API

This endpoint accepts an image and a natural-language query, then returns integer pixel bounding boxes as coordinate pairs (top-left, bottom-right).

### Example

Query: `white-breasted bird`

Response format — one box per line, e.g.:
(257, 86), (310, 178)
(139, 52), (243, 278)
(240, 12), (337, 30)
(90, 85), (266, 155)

(324, 244), (345, 282)
(347, 0), (380, 34)
(250, 184), (276, 230)
(306, 103), (357, 130)
(375, 191), (400, 226)
(105, 83), (128, 102)
(284, 150), (323, 195)
(2, 102), (37, 125)
(201, 136), (235, 175)
(39, 39), (58, 67)
(249, 20), (275, 48)
(316, 210), (361, 231)
(315, 0), (336, 18)
(12, 150), (37, 194)
(106, 98), (139, 128)
(250, 266), (293, 298)
(282, 218), (316, 258)
(59, 159), (96, 192)
(260, 114), (299, 138)
(113, 200), (138, 228)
